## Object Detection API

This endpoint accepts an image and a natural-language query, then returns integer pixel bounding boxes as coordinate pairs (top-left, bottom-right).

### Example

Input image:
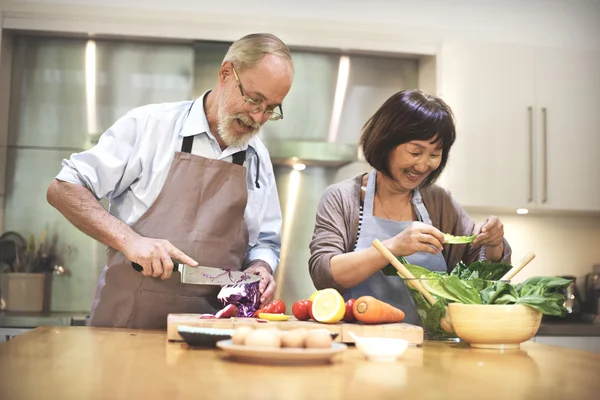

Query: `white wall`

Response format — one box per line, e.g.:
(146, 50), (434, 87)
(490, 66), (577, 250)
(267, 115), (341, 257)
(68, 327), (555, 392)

(470, 212), (600, 291)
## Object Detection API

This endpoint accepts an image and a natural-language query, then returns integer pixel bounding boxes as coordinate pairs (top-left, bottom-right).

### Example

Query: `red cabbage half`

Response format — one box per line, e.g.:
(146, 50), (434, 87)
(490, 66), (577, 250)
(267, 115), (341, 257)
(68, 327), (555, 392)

(217, 280), (260, 317)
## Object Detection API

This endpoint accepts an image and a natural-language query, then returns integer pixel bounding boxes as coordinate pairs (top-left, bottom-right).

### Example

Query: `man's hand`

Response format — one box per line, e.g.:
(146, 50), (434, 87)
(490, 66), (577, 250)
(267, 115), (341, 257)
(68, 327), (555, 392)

(244, 260), (276, 307)
(123, 235), (198, 280)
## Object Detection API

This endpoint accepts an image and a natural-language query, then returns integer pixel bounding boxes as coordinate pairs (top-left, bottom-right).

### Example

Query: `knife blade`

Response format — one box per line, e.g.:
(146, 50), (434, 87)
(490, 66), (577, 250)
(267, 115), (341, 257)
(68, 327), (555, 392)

(131, 262), (261, 286)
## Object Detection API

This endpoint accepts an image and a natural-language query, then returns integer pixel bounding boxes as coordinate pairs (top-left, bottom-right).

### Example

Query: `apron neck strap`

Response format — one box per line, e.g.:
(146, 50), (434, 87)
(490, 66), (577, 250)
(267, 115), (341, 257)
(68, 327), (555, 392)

(181, 98), (198, 153)
(232, 151), (246, 166)
(181, 135), (194, 153)
(363, 170), (377, 215)
(411, 188), (432, 225)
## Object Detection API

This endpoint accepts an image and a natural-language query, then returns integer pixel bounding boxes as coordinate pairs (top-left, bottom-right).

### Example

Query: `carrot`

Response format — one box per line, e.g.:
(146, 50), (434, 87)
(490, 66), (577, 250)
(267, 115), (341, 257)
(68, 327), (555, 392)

(352, 296), (405, 324)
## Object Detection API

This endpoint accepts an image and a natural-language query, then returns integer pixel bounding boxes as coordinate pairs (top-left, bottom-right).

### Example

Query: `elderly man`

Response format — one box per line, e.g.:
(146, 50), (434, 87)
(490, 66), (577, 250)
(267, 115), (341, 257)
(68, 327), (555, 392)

(47, 33), (294, 329)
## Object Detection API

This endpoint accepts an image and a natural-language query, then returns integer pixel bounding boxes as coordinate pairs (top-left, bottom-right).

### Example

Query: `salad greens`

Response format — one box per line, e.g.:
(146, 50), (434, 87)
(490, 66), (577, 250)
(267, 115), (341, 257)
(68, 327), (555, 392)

(450, 260), (512, 280)
(381, 258), (571, 338)
(443, 233), (477, 244)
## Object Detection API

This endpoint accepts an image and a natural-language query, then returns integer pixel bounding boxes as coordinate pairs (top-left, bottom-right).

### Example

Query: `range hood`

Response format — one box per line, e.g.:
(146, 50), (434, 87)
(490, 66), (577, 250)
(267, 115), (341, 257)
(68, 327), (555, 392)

(193, 43), (420, 170)
(262, 139), (358, 167)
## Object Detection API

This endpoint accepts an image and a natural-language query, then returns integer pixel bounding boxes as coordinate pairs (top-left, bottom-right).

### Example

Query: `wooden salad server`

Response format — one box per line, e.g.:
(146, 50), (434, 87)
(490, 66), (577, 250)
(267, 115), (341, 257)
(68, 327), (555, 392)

(372, 239), (454, 334)
(500, 252), (536, 281)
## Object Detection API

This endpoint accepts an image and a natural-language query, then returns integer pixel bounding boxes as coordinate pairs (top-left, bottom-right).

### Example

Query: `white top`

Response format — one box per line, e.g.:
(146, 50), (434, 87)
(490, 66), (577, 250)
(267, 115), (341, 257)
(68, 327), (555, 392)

(56, 91), (282, 271)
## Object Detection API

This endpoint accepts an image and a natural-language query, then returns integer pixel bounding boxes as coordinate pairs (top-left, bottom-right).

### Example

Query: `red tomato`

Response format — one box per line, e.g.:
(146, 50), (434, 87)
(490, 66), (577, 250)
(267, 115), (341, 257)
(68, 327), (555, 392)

(308, 304), (315, 320)
(265, 299), (286, 314)
(292, 300), (313, 321)
(343, 298), (356, 322)
(253, 299), (286, 317)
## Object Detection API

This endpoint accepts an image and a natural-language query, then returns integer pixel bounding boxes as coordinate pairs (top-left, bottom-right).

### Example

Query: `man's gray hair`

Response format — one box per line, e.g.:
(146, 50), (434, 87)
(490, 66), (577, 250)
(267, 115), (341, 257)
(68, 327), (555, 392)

(223, 33), (293, 71)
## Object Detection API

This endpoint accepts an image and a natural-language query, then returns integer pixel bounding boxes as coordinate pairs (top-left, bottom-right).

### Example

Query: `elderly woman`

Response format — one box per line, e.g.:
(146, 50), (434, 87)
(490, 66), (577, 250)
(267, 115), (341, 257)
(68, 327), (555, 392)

(308, 89), (511, 326)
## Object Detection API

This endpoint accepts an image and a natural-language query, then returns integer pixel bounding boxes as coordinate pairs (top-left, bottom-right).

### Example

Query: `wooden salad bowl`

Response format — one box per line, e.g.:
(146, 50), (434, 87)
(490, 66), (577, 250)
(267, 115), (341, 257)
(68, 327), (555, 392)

(448, 303), (542, 349)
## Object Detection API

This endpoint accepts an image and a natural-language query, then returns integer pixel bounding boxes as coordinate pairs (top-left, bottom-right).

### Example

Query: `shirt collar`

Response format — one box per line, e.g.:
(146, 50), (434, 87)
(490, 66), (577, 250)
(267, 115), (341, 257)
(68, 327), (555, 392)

(179, 90), (253, 154)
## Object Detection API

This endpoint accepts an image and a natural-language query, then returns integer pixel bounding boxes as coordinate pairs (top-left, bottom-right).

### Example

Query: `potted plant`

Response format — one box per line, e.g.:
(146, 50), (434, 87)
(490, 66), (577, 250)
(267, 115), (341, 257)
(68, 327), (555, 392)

(0, 230), (57, 312)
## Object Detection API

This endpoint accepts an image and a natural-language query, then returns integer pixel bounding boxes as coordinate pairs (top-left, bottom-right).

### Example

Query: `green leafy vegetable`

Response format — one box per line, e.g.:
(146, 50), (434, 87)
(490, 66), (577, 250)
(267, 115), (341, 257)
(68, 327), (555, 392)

(381, 256), (409, 276)
(439, 275), (482, 304)
(443, 233), (477, 244)
(515, 276), (572, 291)
(404, 263), (446, 280)
(451, 260), (513, 281)
(514, 276), (572, 316)
(481, 281), (518, 304)
(420, 276), (461, 303)
(469, 276), (571, 316)
(407, 285), (451, 339)
(382, 257), (571, 335)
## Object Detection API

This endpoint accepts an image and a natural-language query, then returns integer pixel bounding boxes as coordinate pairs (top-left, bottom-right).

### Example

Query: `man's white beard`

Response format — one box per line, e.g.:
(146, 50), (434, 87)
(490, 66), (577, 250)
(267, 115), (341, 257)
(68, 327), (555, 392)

(217, 90), (261, 148)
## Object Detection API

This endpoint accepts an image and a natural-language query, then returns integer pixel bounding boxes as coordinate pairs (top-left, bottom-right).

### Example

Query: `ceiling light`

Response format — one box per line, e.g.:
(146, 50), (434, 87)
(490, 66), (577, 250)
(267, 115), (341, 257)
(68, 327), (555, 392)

(516, 208), (529, 215)
(292, 163), (306, 171)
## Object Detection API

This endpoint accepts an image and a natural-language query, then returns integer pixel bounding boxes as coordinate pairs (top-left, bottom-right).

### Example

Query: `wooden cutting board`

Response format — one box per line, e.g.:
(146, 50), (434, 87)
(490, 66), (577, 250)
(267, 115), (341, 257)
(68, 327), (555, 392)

(167, 314), (424, 345)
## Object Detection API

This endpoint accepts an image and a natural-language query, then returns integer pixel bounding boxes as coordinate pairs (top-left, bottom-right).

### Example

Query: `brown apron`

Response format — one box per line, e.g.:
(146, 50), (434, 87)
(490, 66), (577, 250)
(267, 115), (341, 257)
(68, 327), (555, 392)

(88, 129), (250, 329)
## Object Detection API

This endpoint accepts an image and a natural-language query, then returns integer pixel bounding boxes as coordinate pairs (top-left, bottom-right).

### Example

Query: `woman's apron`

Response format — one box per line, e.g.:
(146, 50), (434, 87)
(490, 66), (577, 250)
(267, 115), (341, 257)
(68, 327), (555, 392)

(343, 170), (447, 326)
(88, 104), (249, 330)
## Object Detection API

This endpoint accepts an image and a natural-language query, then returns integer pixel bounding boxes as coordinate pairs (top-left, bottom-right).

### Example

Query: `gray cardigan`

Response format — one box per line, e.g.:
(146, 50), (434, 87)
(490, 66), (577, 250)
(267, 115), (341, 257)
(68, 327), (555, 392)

(308, 174), (512, 292)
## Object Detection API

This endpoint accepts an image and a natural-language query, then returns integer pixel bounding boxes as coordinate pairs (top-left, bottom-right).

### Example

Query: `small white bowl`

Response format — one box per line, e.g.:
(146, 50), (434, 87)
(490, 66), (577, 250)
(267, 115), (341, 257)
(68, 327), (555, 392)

(349, 332), (409, 362)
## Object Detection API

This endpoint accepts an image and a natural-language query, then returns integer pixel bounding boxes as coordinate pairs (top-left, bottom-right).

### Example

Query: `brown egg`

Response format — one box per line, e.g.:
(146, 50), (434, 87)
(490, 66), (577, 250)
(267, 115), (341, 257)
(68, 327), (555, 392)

(244, 328), (281, 348)
(281, 328), (308, 348)
(305, 329), (333, 349)
(232, 326), (254, 345)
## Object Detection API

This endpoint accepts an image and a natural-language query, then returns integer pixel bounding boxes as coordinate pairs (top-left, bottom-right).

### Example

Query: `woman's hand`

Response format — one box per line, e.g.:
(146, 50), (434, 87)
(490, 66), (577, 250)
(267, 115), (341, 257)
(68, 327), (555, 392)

(384, 222), (445, 257)
(472, 215), (505, 261)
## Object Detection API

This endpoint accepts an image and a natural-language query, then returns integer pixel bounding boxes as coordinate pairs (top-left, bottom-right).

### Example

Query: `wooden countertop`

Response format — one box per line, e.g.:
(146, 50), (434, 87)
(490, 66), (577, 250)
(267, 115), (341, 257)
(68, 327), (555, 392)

(1, 326), (599, 400)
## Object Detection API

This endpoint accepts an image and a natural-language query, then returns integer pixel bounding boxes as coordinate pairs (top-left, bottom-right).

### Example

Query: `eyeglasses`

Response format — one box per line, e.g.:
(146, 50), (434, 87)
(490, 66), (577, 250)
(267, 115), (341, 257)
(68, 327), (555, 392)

(232, 66), (284, 121)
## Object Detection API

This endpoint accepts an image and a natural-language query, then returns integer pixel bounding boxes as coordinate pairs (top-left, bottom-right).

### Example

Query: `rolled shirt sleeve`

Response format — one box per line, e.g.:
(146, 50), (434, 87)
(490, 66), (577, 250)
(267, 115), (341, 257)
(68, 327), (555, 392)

(56, 113), (140, 200)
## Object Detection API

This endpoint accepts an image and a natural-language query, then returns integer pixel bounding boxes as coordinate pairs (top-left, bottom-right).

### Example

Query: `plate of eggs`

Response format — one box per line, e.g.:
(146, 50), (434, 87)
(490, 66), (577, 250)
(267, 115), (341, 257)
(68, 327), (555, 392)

(216, 326), (347, 365)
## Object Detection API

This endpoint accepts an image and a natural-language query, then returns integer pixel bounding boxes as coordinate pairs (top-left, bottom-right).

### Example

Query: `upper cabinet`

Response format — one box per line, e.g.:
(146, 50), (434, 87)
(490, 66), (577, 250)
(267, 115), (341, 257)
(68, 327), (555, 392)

(534, 48), (600, 212)
(438, 42), (600, 213)
(437, 42), (535, 210)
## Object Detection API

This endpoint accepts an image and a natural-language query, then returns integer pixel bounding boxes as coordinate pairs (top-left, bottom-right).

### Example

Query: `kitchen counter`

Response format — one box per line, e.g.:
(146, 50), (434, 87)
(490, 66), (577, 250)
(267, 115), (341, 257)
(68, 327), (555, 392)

(1, 327), (599, 400)
(3, 311), (597, 335)
(537, 320), (600, 336)
(0, 311), (89, 328)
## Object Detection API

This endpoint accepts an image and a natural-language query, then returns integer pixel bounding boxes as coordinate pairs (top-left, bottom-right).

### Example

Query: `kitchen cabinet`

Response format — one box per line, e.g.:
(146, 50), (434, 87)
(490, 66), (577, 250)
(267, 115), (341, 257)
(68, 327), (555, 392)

(438, 42), (600, 213)
(534, 48), (600, 212)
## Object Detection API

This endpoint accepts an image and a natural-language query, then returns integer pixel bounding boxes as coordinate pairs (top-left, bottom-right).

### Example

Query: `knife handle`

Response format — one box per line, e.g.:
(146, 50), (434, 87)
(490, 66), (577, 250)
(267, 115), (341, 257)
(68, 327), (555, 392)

(131, 261), (181, 273)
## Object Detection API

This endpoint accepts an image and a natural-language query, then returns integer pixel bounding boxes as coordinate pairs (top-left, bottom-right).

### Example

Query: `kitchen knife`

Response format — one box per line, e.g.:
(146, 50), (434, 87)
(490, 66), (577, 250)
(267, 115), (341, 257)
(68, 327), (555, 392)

(131, 261), (261, 285)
